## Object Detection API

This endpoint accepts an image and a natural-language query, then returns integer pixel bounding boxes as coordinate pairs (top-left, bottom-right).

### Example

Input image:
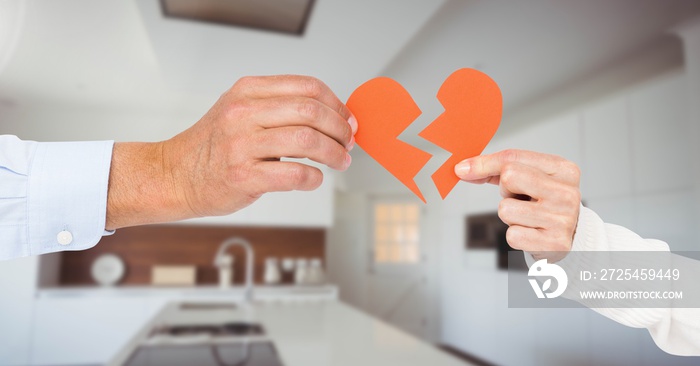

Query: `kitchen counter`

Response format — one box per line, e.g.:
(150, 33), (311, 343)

(109, 300), (473, 366)
(37, 285), (338, 302)
(29, 285), (340, 365)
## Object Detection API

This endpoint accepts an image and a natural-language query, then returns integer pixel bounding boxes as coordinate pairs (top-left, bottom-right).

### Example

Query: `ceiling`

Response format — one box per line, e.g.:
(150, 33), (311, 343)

(384, 0), (700, 150)
(1, 0), (699, 143)
(0, 0), (445, 113)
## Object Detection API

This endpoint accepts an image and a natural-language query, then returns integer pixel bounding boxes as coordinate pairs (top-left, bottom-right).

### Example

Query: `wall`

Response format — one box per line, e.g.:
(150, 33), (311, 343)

(328, 132), (450, 343)
(674, 16), (700, 234)
(438, 69), (698, 366)
(326, 193), (370, 311)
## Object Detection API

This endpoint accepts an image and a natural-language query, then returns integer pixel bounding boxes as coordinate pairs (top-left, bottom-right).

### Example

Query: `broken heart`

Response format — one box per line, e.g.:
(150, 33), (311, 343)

(346, 68), (502, 202)
(345, 77), (433, 202)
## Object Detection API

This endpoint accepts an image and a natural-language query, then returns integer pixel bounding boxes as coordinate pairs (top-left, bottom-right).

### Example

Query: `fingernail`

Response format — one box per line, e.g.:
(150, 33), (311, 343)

(454, 160), (471, 177)
(347, 136), (355, 151)
(343, 153), (352, 170)
(348, 114), (358, 135)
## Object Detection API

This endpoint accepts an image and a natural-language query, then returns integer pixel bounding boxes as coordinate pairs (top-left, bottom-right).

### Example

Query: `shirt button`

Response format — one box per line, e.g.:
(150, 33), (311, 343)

(57, 231), (73, 245)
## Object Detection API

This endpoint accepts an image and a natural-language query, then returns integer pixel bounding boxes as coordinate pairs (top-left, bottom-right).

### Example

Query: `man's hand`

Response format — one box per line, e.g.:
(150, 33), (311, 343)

(106, 75), (357, 230)
(455, 149), (581, 261)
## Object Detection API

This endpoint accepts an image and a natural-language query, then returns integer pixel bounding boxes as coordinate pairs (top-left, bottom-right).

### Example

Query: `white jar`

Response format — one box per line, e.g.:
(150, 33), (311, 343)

(294, 258), (308, 285)
(263, 257), (281, 285)
(306, 258), (325, 285)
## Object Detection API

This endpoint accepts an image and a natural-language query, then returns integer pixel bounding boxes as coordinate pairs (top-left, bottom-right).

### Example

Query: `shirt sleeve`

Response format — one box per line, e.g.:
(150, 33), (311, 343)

(525, 205), (700, 356)
(0, 135), (114, 260)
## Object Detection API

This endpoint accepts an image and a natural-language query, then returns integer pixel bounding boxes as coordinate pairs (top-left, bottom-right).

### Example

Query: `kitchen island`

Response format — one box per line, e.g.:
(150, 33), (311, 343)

(109, 300), (473, 366)
(30, 286), (338, 365)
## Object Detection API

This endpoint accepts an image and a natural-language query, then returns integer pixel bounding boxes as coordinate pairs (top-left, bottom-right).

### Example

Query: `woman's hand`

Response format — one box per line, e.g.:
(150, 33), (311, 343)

(455, 149), (581, 261)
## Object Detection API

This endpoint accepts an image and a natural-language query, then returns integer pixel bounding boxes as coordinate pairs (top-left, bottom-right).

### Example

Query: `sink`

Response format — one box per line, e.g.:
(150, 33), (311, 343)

(179, 302), (239, 311)
(152, 322), (265, 338)
(124, 322), (281, 365)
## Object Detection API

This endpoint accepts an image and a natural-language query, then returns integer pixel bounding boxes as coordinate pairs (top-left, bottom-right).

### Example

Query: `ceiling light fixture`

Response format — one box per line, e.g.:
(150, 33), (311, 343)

(160, 0), (316, 36)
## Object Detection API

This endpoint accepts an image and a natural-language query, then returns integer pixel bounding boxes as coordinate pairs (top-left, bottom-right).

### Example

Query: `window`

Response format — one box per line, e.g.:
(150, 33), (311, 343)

(373, 202), (421, 264)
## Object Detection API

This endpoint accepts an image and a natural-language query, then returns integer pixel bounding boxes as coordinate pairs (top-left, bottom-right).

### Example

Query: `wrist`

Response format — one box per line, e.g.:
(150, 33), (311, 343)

(160, 134), (202, 219)
(105, 141), (192, 230)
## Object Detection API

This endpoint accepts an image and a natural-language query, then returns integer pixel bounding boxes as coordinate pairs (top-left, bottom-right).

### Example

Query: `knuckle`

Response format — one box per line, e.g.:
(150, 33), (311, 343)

(565, 211), (579, 231)
(333, 145), (347, 167)
(307, 168), (323, 189)
(301, 77), (324, 98)
(250, 131), (268, 149)
(224, 100), (251, 120)
(337, 104), (351, 120)
(287, 165), (323, 189)
(500, 149), (520, 164)
(498, 199), (508, 213)
(287, 164), (310, 186)
(246, 183), (265, 200)
(234, 76), (256, 89)
(552, 215), (572, 231)
(560, 187), (581, 206)
(500, 164), (516, 186)
(573, 189), (582, 205)
(556, 159), (581, 181)
(297, 99), (321, 121)
(294, 127), (319, 150)
(553, 232), (572, 251)
(498, 200), (512, 220)
(227, 163), (253, 187)
(569, 162), (582, 182)
(562, 220), (576, 238)
(341, 122), (352, 143)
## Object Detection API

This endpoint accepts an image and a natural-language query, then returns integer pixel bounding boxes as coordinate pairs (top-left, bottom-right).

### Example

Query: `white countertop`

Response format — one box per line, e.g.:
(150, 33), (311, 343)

(37, 285), (338, 302)
(109, 300), (472, 366)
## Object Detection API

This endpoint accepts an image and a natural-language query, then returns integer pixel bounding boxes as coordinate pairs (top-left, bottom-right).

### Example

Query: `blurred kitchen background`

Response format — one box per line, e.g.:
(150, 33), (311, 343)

(1, 0), (700, 365)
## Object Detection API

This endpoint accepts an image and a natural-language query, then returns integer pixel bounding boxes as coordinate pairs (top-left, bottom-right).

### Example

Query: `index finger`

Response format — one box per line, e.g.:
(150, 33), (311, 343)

(232, 75), (356, 133)
(454, 149), (578, 185)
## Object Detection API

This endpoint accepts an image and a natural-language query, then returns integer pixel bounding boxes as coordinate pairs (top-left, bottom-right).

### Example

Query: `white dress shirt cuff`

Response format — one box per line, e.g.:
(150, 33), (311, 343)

(27, 140), (114, 256)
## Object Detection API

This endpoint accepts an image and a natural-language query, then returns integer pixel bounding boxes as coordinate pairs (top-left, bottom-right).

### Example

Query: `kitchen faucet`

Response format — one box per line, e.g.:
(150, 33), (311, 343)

(214, 237), (255, 303)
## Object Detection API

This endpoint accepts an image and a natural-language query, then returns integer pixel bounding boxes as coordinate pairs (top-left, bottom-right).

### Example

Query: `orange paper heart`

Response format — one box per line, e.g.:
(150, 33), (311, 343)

(420, 68), (502, 199)
(347, 68), (502, 202)
(346, 77), (433, 202)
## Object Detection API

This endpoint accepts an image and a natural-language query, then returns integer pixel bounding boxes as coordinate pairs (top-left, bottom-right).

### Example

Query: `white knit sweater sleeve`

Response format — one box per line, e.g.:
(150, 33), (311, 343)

(569, 206), (700, 356)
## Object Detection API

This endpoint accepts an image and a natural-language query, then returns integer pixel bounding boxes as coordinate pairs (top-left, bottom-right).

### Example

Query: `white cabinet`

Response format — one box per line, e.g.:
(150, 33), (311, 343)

(30, 297), (154, 366)
(183, 165), (335, 227)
